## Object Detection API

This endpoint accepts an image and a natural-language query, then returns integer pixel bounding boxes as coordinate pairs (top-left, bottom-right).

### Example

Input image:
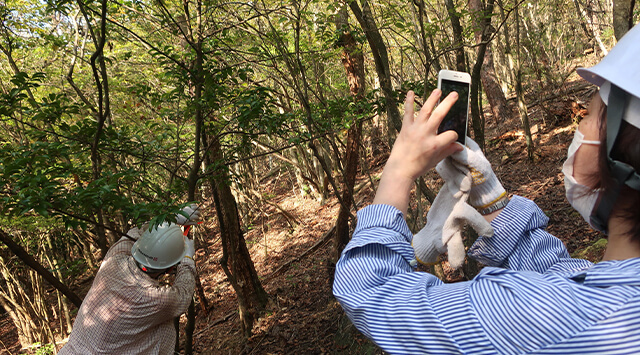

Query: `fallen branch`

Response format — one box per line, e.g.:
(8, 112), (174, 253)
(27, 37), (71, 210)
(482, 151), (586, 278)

(527, 81), (592, 109)
(353, 177), (374, 195)
(245, 188), (300, 227)
(264, 225), (336, 281)
(193, 311), (236, 338)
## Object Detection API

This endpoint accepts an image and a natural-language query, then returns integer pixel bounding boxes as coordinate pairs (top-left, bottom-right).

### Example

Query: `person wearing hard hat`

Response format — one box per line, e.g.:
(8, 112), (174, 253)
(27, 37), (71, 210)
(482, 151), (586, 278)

(60, 205), (201, 354)
(333, 24), (640, 354)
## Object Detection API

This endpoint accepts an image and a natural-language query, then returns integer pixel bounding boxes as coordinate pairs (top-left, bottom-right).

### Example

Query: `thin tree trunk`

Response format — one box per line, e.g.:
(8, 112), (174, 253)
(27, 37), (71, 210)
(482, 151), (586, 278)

(182, 37), (204, 355)
(76, 0), (111, 258)
(481, 41), (511, 123)
(470, 0), (511, 129)
(349, 0), (438, 207)
(333, 6), (366, 268)
(0, 267), (35, 347)
(349, 0), (403, 133)
(574, 0), (609, 54)
(45, 237), (73, 335)
(495, 0), (514, 93)
(445, 0), (467, 71)
(414, 0), (440, 100)
(468, 0), (496, 148)
(514, 3), (534, 161)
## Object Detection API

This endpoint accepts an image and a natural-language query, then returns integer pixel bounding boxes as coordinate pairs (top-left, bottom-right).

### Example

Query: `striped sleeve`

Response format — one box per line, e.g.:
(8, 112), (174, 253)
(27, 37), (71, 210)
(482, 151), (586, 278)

(333, 204), (494, 354)
(334, 201), (640, 355)
(468, 195), (589, 273)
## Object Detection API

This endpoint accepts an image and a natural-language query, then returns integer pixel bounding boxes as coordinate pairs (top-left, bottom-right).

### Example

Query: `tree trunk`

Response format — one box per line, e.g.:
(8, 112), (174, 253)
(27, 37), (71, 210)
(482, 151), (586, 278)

(573, 0), (609, 55)
(0, 254), (55, 348)
(182, 36), (204, 355)
(349, 0), (438, 208)
(445, 0), (467, 72)
(45, 236), (73, 335)
(349, 0), (403, 134)
(413, 0), (441, 99)
(469, 0), (511, 129)
(480, 42), (511, 124)
(206, 135), (268, 337)
(468, 0), (496, 148)
(333, 7), (366, 268)
(0, 295), (34, 348)
(494, 0), (514, 93)
(76, 0), (112, 259)
(613, 0), (636, 40)
(514, 3), (534, 161)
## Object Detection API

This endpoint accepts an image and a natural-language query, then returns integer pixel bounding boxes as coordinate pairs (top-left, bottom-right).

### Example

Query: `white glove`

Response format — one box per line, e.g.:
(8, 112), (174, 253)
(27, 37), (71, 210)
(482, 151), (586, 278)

(184, 238), (195, 259)
(175, 203), (201, 225)
(412, 158), (494, 269)
(450, 137), (506, 210)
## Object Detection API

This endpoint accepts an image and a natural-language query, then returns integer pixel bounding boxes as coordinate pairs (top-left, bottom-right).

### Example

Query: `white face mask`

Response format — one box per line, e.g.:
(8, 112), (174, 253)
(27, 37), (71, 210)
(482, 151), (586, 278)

(562, 129), (601, 227)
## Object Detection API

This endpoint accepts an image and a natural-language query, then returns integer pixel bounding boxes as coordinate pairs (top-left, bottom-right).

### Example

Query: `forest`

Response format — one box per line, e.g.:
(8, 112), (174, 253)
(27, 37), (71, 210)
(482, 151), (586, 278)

(0, 0), (637, 352)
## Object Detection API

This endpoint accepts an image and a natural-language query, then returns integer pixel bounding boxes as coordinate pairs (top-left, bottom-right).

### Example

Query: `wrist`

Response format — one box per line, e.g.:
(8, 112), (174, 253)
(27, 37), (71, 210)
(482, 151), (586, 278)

(469, 179), (506, 208)
(477, 194), (509, 215)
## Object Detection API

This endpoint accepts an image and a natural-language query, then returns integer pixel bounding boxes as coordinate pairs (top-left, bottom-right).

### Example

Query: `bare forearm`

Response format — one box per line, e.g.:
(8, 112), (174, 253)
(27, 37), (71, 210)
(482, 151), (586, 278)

(372, 171), (415, 216)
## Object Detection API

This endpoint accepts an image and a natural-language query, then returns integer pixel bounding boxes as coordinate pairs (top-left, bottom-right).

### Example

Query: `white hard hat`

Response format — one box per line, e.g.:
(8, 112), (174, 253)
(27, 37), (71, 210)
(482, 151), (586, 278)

(131, 223), (186, 271)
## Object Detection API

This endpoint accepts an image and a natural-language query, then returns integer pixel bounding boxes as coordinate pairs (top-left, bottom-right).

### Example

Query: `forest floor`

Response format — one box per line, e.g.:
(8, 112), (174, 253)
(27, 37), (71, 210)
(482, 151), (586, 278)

(0, 77), (607, 355)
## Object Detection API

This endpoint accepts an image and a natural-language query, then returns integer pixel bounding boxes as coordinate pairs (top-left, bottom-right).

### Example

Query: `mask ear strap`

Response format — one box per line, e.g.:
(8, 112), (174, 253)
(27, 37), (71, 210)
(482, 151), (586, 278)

(605, 84), (626, 157)
(590, 84), (640, 233)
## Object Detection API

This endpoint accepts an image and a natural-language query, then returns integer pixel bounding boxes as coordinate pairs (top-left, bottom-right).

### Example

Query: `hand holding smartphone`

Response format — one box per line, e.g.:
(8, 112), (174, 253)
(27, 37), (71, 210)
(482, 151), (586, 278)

(437, 70), (471, 145)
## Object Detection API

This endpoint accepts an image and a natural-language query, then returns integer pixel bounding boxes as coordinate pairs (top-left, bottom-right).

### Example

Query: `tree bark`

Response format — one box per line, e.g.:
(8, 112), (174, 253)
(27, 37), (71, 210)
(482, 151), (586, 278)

(468, 0), (496, 147)
(514, 3), (534, 161)
(349, 0), (403, 133)
(206, 136), (268, 337)
(333, 7), (366, 268)
(613, 0), (636, 40)
(469, 0), (511, 129)
(413, 0), (441, 99)
(183, 37), (204, 355)
(573, 0), (609, 55)
(349, 0), (438, 210)
(445, 0), (467, 72)
(76, 0), (111, 258)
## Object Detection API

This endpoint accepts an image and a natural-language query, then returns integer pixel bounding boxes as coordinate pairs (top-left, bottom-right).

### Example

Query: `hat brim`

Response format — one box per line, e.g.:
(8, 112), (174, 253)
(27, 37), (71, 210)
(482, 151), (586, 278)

(576, 67), (606, 88)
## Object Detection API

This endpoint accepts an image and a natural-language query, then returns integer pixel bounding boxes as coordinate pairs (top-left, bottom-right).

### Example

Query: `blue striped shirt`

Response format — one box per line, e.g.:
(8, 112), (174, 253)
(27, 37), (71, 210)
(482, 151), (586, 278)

(333, 196), (640, 354)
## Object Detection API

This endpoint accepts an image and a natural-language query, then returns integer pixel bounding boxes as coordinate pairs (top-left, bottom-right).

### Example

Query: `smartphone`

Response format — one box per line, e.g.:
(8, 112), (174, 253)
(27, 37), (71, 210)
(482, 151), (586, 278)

(437, 69), (471, 145)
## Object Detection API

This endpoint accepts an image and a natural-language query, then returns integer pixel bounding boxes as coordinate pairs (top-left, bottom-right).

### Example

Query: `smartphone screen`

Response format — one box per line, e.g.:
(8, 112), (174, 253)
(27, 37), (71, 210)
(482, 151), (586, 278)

(438, 79), (470, 144)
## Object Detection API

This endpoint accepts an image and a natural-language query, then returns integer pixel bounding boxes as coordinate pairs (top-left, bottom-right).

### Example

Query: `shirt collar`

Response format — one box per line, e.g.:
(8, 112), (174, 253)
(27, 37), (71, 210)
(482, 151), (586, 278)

(569, 258), (640, 287)
(127, 256), (160, 286)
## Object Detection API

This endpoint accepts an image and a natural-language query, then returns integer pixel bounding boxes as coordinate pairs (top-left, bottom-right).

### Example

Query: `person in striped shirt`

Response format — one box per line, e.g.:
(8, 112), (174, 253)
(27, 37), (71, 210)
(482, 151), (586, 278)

(333, 24), (640, 354)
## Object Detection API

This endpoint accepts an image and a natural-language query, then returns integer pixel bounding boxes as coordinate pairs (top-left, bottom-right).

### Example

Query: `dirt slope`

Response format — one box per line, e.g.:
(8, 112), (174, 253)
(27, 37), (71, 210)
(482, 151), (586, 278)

(0, 81), (604, 355)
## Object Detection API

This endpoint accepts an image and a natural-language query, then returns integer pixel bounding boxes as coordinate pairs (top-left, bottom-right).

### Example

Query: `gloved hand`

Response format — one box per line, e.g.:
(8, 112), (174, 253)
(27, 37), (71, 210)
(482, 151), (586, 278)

(412, 158), (494, 269)
(184, 238), (195, 260)
(175, 203), (201, 225)
(450, 137), (506, 210)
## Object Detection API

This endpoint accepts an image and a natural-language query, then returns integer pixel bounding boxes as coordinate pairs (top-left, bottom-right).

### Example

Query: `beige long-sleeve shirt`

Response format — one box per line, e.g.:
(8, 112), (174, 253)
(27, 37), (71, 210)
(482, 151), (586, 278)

(60, 228), (196, 354)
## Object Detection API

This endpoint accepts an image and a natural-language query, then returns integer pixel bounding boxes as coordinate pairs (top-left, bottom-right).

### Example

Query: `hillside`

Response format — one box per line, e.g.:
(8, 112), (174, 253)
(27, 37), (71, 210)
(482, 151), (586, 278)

(0, 80), (606, 355)
(185, 80), (605, 354)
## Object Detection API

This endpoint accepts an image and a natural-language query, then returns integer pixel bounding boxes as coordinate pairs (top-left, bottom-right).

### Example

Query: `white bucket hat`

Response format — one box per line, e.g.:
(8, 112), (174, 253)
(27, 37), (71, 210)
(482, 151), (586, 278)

(576, 24), (640, 129)
(574, 23), (640, 234)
